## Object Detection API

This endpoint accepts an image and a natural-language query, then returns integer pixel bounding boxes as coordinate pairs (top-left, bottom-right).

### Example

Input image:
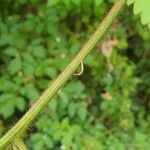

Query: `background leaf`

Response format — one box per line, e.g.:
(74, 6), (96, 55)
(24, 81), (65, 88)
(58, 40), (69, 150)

(127, 0), (150, 29)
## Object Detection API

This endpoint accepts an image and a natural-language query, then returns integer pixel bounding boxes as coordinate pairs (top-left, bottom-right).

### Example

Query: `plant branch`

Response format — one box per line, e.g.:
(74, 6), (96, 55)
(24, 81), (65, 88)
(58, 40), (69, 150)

(11, 138), (27, 150)
(0, 0), (125, 149)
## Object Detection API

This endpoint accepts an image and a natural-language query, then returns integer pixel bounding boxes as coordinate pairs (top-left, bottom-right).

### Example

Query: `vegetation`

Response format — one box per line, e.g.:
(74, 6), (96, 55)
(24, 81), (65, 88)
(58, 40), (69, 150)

(0, 0), (149, 149)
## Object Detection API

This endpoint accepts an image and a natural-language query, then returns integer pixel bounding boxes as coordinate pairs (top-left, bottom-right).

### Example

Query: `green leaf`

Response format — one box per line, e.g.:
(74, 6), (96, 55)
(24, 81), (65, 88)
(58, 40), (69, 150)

(127, 0), (134, 5)
(23, 63), (34, 76)
(31, 45), (46, 59)
(58, 91), (69, 109)
(22, 53), (35, 63)
(0, 94), (26, 118)
(15, 97), (26, 111)
(30, 133), (45, 150)
(43, 135), (53, 148)
(68, 102), (76, 118)
(37, 79), (49, 89)
(0, 79), (16, 92)
(127, 0), (150, 29)
(1, 101), (15, 119)
(95, 0), (103, 6)
(77, 102), (87, 122)
(7, 58), (22, 75)
(48, 99), (57, 111)
(0, 94), (15, 118)
(71, 0), (81, 6)
(44, 67), (57, 78)
(20, 83), (39, 101)
(47, 0), (59, 6)
(4, 47), (18, 57)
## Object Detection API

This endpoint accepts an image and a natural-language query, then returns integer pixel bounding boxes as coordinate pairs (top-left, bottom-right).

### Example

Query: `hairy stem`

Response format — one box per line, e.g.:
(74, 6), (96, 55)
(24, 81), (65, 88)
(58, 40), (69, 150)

(0, 0), (125, 149)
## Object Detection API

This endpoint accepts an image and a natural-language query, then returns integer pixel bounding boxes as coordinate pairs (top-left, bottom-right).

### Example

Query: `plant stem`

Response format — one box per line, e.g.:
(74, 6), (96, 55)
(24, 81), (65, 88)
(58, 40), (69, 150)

(0, 0), (125, 149)
(12, 138), (28, 150)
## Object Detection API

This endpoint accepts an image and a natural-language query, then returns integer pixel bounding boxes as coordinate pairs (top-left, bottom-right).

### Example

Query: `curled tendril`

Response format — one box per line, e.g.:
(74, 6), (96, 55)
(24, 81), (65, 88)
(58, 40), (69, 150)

(73, 61), (84, 76)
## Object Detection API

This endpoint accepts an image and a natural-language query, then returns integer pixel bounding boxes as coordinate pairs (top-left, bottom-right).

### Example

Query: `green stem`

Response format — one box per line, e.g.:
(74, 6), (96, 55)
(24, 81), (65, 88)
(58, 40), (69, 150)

(0, 0), (125, 149)
(11, 138), (28, 150)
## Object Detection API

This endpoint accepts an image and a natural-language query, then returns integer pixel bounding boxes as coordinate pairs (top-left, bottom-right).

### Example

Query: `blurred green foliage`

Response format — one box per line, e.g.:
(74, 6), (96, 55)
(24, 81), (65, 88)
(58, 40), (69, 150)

(0, 0), (150, 149)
